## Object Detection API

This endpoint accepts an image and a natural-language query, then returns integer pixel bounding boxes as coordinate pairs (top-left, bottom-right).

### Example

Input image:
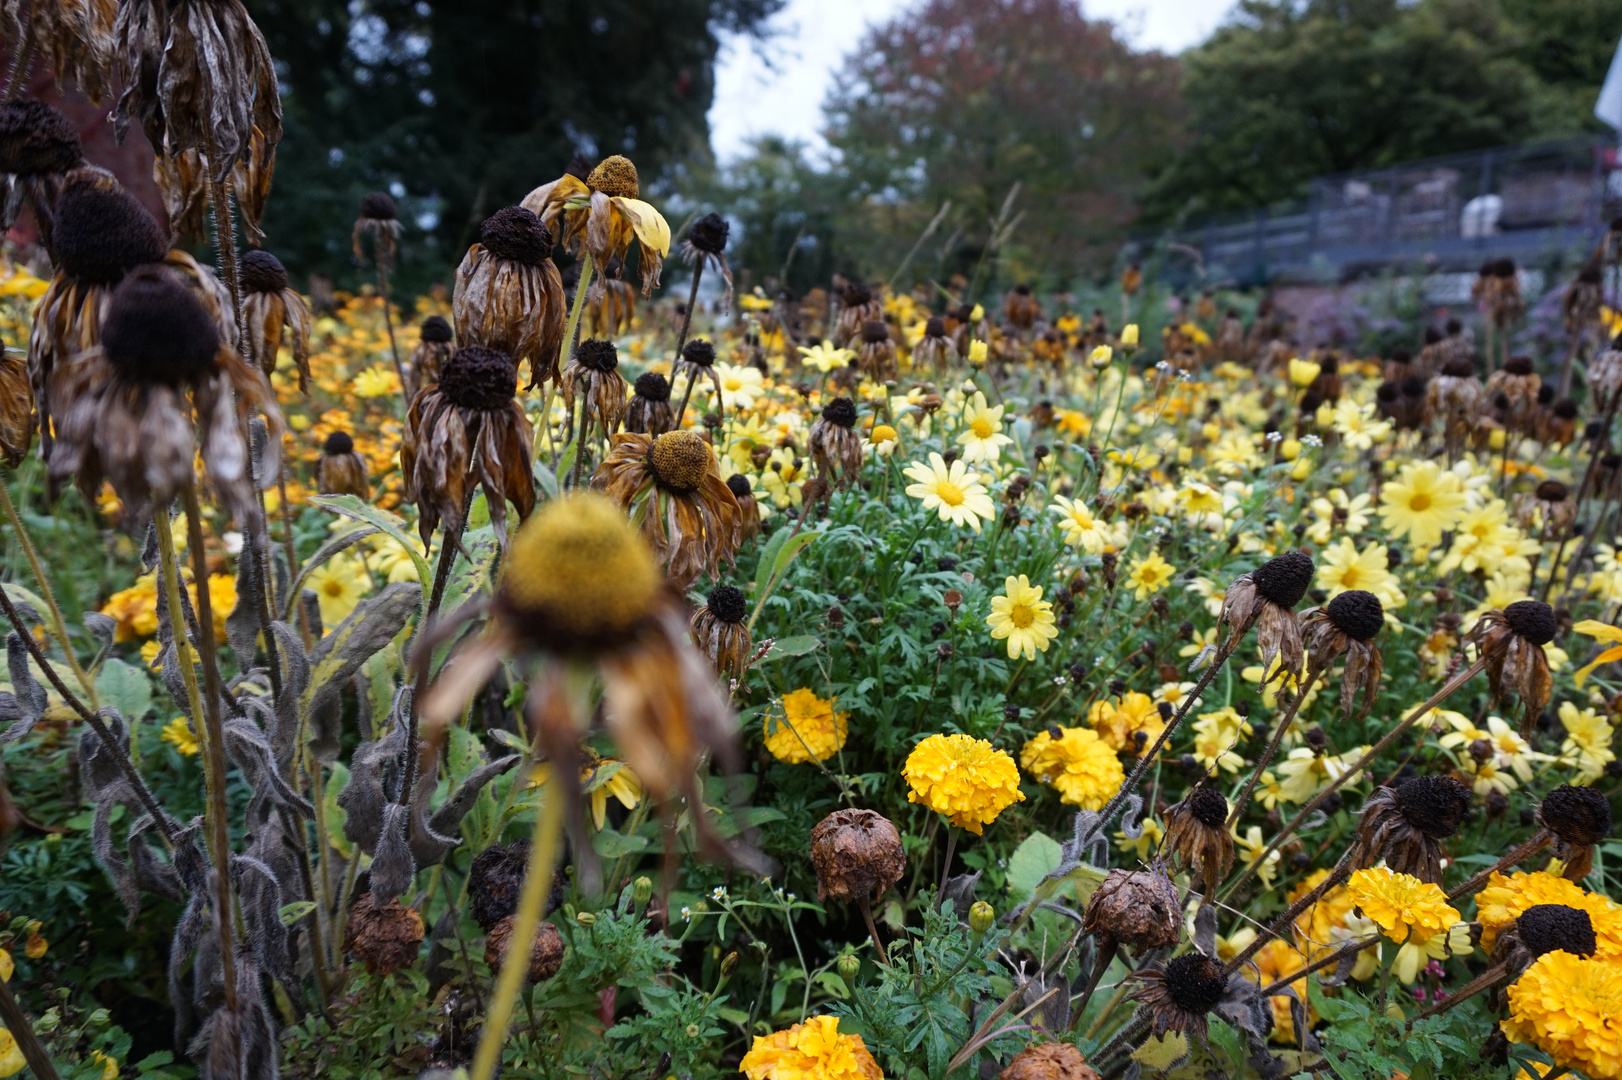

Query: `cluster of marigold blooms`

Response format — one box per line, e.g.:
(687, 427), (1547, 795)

(7, 43), (1622, 1076)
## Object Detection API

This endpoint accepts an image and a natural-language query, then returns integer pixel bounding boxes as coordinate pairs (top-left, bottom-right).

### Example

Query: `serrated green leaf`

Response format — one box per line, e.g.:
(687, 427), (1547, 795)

(95, 657), (151, 722)
(591, 827), (650, 858)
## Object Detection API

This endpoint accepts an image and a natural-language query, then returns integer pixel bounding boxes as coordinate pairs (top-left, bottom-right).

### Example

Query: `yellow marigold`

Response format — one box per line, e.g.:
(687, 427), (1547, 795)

(1020, 725), (1124, 811)
(100, 574), (159, 641)
(904, 733), (1025, 834)
(764, 689), (850, 764)
(1504, 950), (1622, 1080)
(1088, 691), (1164, 754)
(1344, 867), (1459, 944)
(1475, 871), (1622, 956)
(740, 1015), (883, 1080)
(1290, 867), (1357, 958)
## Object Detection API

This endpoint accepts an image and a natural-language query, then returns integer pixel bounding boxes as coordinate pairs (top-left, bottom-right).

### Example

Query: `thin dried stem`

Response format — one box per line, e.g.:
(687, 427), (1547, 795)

(1447, 830), (1551, 900)
(1225, 848), (1355, 975)
(0, 973), (59, 1080)
(1227, 660), (1326, 828)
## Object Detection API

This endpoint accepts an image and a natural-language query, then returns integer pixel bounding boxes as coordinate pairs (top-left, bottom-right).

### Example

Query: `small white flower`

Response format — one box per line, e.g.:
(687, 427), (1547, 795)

(1302, 434), (1323, 447)
(223, 530), (245, 555)
(1264, 431), (1283, 445)
(712, 886), (728, 901)
(680, 906), (692, 922)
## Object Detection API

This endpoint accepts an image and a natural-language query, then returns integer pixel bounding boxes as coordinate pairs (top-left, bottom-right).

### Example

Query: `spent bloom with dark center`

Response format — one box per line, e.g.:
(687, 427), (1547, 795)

(0, 99), (82, 176)
(1163, 954), (1229, 1015)
(438, 345), (518, 411)
(634, 372), (671, 402)
(420, 315), (453, 343)
(822, 397), (858, 429)
(575, 338), (619, 373)
(1515, 905), (1596, 958)
(1327, 589), (1385, 641)
(52, 171), (169, 285)
(1250, 549), (1314, 608)
(101, 267), (220, 386)
(861, 320), (890, 344)
(682, 339), (716, 368)
(646, 430), (712, 493)
(1503, 600), (1557, 645)
(687, 212), (729, 255)
(479, 205), (555, 266)
(706, 585), (748, 625)
(323, 431), (354, 456)
(359, 191), (398, 220)
(1393, 775), (1472, 839)
(587, 155), (639, 199)
(1538, 784), (1613, 880)
(239, 248), (289, 294)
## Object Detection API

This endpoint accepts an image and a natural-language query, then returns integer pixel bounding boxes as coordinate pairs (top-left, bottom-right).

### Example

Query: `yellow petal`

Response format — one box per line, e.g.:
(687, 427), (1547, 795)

(1573, 619), (1622, 643)
(591, 787), (608, 831)
(1572, 644), (1622, 688)
(0, 948), (11, 982)
(611, 197), (671, 256)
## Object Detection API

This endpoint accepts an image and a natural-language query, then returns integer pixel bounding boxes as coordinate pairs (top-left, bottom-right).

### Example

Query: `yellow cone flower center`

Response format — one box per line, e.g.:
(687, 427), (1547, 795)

(1409, 493), (1431, 511)
(586, 155), (640, 199)
(322, 578), (346, 597)
(1339, 567), (1361, 588)
(970, 418), (994, 439)
(934, 480), (965, 506)
(502, 492), (659, 640)
(1009, 604), (1035, 629)
(648, 430), (712, 492)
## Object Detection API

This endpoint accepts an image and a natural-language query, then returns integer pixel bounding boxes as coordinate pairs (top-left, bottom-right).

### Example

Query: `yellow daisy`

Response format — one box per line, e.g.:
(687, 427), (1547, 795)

(986, 575), (1058, 661)
(903, 453), (995, 532)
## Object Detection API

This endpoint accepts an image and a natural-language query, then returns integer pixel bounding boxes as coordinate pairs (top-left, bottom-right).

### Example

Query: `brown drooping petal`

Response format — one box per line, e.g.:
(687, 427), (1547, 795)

(592, 431), (743, 591)
(809, 397), (864, 488)
(238, 249), (312, 392)
(452, 206), (567, 390)
(1082, 867), (1181, 950)
(690, 584), (752, 682)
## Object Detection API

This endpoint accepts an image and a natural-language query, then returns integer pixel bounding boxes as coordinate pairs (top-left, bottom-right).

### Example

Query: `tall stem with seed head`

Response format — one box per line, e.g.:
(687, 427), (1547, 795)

(545, 254), (595, 468)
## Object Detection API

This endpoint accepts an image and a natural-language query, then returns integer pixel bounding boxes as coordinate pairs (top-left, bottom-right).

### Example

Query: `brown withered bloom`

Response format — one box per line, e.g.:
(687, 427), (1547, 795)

(1541, 398), (1579, 447)
(836, 282), (882, 348)
(0, 351), (36, 467)
(1129, 953), (1230, 1042)
(999, 1043), (1100, 1080)
(1351, 775), (1471, 883)
(407, 315), (454, 398)
(1516, 480), (1576, 536)
(856, 320), (898, 382)
(1466, 600), (1557, 727)
(351, 191), (401, 266)
(586, 258), (637, 337)
(238, 249), (312, 392)
(592, 429), (743, 591)
(913, 316), (956, 373)
(522, 154), (669, 297)
(808, 396), (863, 488)
(1537, 785), (1612, 882)
(4, 0), (117, 106)
(47, 264), (281, 525)
(563, 338), (629, 441)
(316, 431), (369, 498)
(0, 99), (84, 245)
(484, 915), (564, 983)
(690, 584), (752, 683)
(681, 211), (734, 312)
(1082, 866), (1181, 952)
(470, 839), (538, 931)
(810, 807), (904, 961)
(1486, 355), (1540, 430)
(1426, 356), (1485, 458)
(1162, 783), (1234, 899)
(419, 492), (757, 871)
(1590, 334), (1622, 412)
(1483, 904), (1600, 1013)
(627, 372), (676, 436)
(452, 205), (566, 390)
(343, 892), (425, 976)
(671, 338), (723, 423)
(1301, 589), (1386, 720)
(1216, 550), (1314, 685)
(153, 125), (277, 246)
(1487, 257), (1525, 330)
(401, 344), (536, 548)
(1566, 264), (1605, 335)
(1004, 283), (1040, 331)
(726, 473), (761, 541)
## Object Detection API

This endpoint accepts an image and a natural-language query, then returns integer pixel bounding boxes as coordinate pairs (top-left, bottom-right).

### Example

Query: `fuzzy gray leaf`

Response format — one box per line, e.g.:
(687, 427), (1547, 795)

(268, 621), (308, 768)
(91, 777), (141, 922)
(223, 716), (314, 817)
(192, 955), (280, 1080)
(3, 631), (46, 735)
(168, 892), (210, 1047)
(233, 855), (292, 988)
(369, 802), (417, 901)
(1193, 903), (1217, 958)
(225, 538), (265, 674)
(83, 611), (117, 666)
(336, 697), (409, 855)
(939, 870), (983, 924)
(303, 582), (420, 724)
(411, 753), (520, 868)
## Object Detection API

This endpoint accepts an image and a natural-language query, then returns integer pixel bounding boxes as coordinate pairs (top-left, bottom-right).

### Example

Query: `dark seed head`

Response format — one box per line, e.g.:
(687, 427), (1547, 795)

(1250, 550), (1314, 609)
(1391, 348), (1412, 365)
(822, 397), (857, 429)
(1538, 785), (1611, 846)
(706, 584), (748, 624)
(633, 372), (670, 402)
(1503, 600), (1557, 645)
(1377, 381), (1400, 403)
(1494, 257), (1517, 278)
(52, 172), (168, 285)
(861, 320), (889, 344)
(359, 191), (398, 221)
(323, 431), (354, 456)
(843, 283), (871, 307)
(725, 474), (752, 501)
(239, 249), (289, 294)
(1163, 954), (1228, 1015)
(1401, 375), (1428, 398)
(574, 338), (618, 373)
(439, 345), (517, 411)
(1516, 904), (1596, 958)
(1504, 356), (1535, 376)
(1188, 784), (1228, 828)
(101, 266), (219, 386)
(479, 205), (554, 266)
(1536, 385), (1555, 406)
(681, 339), (716, 368)
(419, 315), (453, 343)
(1536, 480), (1568, 503)
(1554, 399), (1579, 419)
(1441, 357), (1476, 379)
(1327, 590), (1384, 641)
(925, 316), (946, 338)
(0, 100), (81, 175)
(1392, 775), (1472, 840)
(687, 212), (729, 255)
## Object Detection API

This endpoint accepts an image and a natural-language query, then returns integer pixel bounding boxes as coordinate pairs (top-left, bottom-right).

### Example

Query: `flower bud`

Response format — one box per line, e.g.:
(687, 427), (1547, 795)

(836, 953), (862, 983)
(1121, 324), (1139, 348)
(576, 911), (597, 926)
(632, 876), (654, 905)
(1089, 345), (1113, 369)
(720, 951), (740, 979)
(969, 901), (996, 934)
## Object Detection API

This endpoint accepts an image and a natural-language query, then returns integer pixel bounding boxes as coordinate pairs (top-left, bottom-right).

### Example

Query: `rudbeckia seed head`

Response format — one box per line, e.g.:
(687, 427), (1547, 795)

(725, 474), (752, 500)
(1441, 357), (1476, 378)
(587, 155), (639, 199)
(1392, 774), (1471, 840)
(1327, 589), (1384, 641)
(1554, 399), (1578, 419)
(1504, 356), (1535, 376)
(647, 430), (711, 493)
(633, 372), (671, 402)
(575, 338), (619, 373)
(439, 345), (517, 410)
(681, 339), (716, 367)
(688, 212), (729, 254)
(240, 249), (289, 294)
(1376, 381), (1399, 403)
(925, 316), (946, 337)
(822, 397), (857, 429)
(480, 205), (554, 266)
(1493, 257), (1517, 277)
(1539, 785), (1611, 846)
(843, 282), (872, 307)
(419, 315), (453, 343)
(706, 585), (748, 625)
(359, 191), (397, 220)
(0, 100), (81, 175)
(1188, 784), (1228, 828)
(1503, 599), (1557, 645)
(861, 320), (889, 344)
(101, 266), (220, 386)
(502, 492), (661, 643)
(1516, 904), (1596, 958)
(53, 173), (168, 285)
(1535, 480), (1568, 503)
(1401, 375), (1428, 397)
(1250, 549), (1314, 608)
(1163, 954), (1228, 1014)
(323, 431), (354, 456)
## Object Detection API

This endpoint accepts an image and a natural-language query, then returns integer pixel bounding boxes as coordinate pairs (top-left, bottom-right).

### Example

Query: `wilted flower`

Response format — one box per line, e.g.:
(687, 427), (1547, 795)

(1466, 600), (1557, 725)
(999, 1042), (1101, 1080)
(343, 892), (425, 976)
(238, 249), (312, 392)
(1163, 782), (1234, 898)
(1300, 589), (1385, 719)
(809, 808), (905, 905)
(808, 397), (863, 488)
(856, 319), (898, 381)
(563, 337), (629, 442)
(0, 99), (84, 243)
(1350, 775), (1471, 883)
(452, 205), (566, 390)
(691, 584), (752, 683)
(1083, 866), (1181, 951)
(523, 154), (670, 296)
(1129, 953), (1230, 1041)
(1217, 550), (1313, 680)
(316, 431), (369, 498)
(407, 314), (454, 397)
(1537, 785), (1613, 882)
(626, 372), (675, 436)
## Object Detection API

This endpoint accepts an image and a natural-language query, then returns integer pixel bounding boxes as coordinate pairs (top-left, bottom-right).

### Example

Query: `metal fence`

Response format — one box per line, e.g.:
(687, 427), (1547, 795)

(1157, 137), (1615, 286)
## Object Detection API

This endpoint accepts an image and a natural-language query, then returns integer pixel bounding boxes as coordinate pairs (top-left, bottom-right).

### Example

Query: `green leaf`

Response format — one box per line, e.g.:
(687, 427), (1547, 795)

(446, 724), (487, 786)
(762, 634), (820, 661)
(302, 583), (421, 724)
(95, 657), (151, 721)
(754, 525), (793, 598)
(307, 495), (432, 621)
(488, 728), (529, 753)
(772, 530), (818, 579)
(282, 525), (380, 621)
(1005, 831), (1063, 905)
(279, 901), (317, 926)
(533, 460), (560, 501)
(591, 827), (651, 858)
(1208, 1019), (1244, 1071)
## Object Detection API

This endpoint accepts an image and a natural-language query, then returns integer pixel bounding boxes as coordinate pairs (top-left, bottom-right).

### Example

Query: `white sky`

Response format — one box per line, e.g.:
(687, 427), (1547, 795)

(710, 0), (1237, 163)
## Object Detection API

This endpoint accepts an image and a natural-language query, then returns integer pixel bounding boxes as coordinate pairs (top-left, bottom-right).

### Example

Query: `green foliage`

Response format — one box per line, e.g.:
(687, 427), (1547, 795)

(282, 970), (440, 1079)
(1308, 981), (1504, 1080)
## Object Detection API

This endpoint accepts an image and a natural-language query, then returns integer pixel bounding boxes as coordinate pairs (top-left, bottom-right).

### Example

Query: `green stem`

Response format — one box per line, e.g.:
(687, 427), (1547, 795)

(0, 479), (96, 705)
(547, 254), (596, 468)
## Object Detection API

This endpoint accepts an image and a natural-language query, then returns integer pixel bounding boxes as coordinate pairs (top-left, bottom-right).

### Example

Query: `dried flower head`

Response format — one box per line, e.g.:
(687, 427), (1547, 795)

(1537, 785), (1613, 881)
(1163, 783), (1235, 898)
(681, 211), (735, 312)
(1219, 550), (1313, 684)
(1514, 904), (1597, 959)
(809, 396), (864, 488)
(452, 206), (566, 389)
(1301, 589), (1385, 719)
(1466, 600), (1557, 727)
(592, 429), (742, 590)
(809, 808), (905, 904)
(1082, 867), (1182, 951)
(343, 892), (425, 976)
(1130, 953), (1230, 1041)
(563, 337), (629, 439)
(523, 154), (670, 297)
(237, 248), (312, 391)
(0, 99), (83, 240)
(316, 429), (369, 498)
(483, 915), (564, 983)
(627, 371), (676, 436)
(999, 1042), (1101, 1080)
(691, 583), (752, 682)
(1352, 775), (1472, 882)
(407, 315), (455, 397)
(856, 320), (897, 381)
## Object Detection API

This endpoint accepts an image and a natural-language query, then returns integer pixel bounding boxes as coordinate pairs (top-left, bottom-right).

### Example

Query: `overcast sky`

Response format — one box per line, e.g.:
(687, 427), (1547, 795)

(709, 0), (1237, 163)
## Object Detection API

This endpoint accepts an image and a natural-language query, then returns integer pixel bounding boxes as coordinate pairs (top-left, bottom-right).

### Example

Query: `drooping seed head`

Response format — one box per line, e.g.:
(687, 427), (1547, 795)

(1536, 480), (1568, 503)
(101, 266), (220, 386)
(323, 431), (354, 456)
(1515, 904), (1596, 958)
(1249, 550), (1315, 609)
(647, 430), (712, 493)
(1504, 356), (1535, 376)
(688, 212), (729, 255)
(706, 585), (748, 625)
(725, 474), (752, 501)
(1503, 600), (1557, 645)
(438, 345), (517, 410)
(0, 100), (81, 175)
(822, 397), (857, 429)
(633, 371), (671, 402)
(681, 339), (716, 367)
(479, 205), (554, 266)
(240, 249), (289, 294)
(1162, 954), (1228, 1015)
(359, 191), (397, 220)
(419, 315), (453, 343)
(1186, 784), (1228, 828)
(1401, 375), (1428, 397)
(1538, 785), (1612, 846)
(1392, 775), (1472, 840)
(843, 282), (871, 307)
(925, 316), (946, 338)
(574, 338), (619, 373)
(52, 173), (168, 285)
(1441, 357), (1476, 379)
(1327, 589), (1384, 641)
(861, 320), (890, 344)
(586, 155), (639, 199)
(1554, 399), (1579, 420)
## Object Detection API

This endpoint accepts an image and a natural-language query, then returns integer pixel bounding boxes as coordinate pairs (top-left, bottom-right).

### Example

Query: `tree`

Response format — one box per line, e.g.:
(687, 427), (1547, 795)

(246, 0), (783, 292)
(818, 0), (1185, 289)
(1141, 0), (1578, 224)
(709, 137), (840, 297)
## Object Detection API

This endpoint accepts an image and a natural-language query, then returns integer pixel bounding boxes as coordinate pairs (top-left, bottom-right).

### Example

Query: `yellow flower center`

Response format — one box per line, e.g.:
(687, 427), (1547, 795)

(724, 376), (742, 391)
(1009, 604), (1035, 629)
(970, 418), (994, 439)
(1409, 493), (1431, 511)
(322, 579), (346, 597)
(1340, 567), (1361, 588)
(934, 480), (965, 507)
(502, 493), (659, 640)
